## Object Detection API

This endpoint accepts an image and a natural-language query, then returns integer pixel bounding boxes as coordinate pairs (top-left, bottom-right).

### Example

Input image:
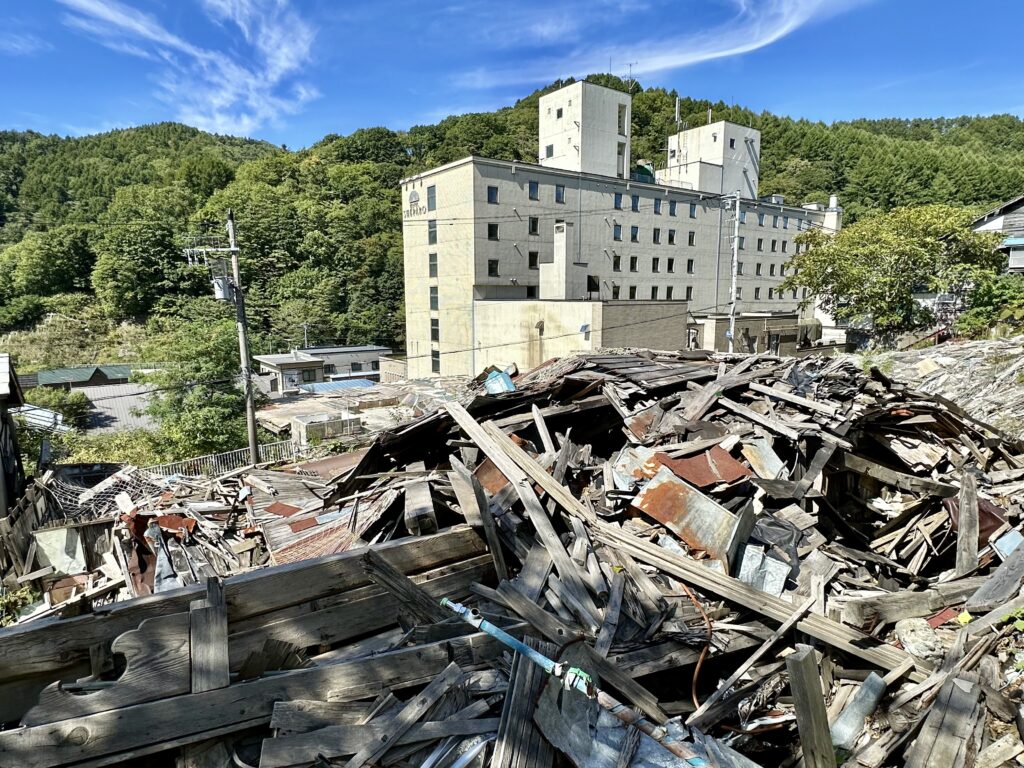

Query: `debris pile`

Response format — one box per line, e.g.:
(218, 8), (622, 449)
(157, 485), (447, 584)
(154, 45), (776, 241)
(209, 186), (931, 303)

(2, 350), (1024, 766)
(872, 334), (1024, 438)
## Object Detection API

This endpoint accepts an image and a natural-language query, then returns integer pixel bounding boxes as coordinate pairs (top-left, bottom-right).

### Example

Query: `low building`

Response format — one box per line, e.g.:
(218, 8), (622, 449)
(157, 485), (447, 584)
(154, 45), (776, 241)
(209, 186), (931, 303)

(254, 351), (325, 393)
(77, 383), (157, 433)
(298, 345), (392, 381)
(378, 356), (408, 383)
(693, 312), (821, 355)
(18, 365), (131, 391)
(972, 194), (1024, 272)
(0, 355), (25, 513)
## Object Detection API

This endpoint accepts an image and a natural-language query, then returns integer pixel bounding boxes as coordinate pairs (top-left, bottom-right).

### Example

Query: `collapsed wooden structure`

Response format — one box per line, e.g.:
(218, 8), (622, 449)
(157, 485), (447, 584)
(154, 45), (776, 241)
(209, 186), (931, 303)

(3, 350), (1024, 767)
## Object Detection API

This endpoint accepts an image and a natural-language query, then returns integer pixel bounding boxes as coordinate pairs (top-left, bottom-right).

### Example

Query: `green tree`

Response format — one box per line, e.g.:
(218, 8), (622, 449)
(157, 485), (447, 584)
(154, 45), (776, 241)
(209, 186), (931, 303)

(7, 225), (93, 296)
(784, 204), (1004, 337)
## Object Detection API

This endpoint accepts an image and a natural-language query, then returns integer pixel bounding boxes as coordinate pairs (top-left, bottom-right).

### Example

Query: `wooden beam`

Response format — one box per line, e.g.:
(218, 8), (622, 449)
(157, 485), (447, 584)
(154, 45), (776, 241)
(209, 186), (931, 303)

(955, 474), (979, 577)
(403, 461), (437, 536)
(748, 381), (839, 417)
(786, 645), (835, 768)
(361, 548), (450, 625)
(189, 578), (229, 693)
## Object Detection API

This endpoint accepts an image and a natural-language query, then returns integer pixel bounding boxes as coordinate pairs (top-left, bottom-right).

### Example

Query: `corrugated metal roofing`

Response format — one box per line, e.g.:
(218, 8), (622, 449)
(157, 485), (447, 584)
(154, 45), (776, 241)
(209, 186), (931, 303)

(36, 365), (131, 386)
(298, 379), (375, 393)
(78, 383), (157, 433)
(300, 345), (391, 355)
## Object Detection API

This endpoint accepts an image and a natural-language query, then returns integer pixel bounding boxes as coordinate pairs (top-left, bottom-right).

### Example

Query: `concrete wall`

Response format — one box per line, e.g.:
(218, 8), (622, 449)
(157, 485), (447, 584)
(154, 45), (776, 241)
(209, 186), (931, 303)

(661, 121), (761, 197)
(539, 81), (630, 178)
(699, 314), (822, 355)
(302, 348), (391, 378)
(472, 300), (598, 373)
(378, 356), (408, 383)
(597, 301), (690, 350)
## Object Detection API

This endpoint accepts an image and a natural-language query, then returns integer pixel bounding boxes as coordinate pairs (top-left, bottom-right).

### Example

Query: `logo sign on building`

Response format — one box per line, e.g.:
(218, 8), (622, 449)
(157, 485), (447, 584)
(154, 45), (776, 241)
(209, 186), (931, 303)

(404, 189), (427, 219)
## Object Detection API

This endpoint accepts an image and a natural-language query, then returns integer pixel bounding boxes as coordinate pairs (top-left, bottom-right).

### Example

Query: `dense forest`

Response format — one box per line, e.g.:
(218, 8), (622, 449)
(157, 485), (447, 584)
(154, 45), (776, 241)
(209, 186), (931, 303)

(2, 73), (1023, 462)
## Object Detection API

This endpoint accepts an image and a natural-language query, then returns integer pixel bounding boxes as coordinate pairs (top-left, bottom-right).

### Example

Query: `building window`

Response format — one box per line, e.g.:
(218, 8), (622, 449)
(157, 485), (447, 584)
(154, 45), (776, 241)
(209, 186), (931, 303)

(771, 239), (777, 252)
(666, 286), (674, 300)
(768, 288), (775, 299)
(629, 256), (638, 272)
(780, 264), (787, 275)
(556, 107), (563, 118)
(428, 219), (437, 245)
(770, 264), (776, 276)
(614, 192), (623, 210)
(618, 103), (628, 134)
(487, 185), (499, 204)
(429, 286), (439, 310)
(488, 223), (499, 240)
(430, 318), (439, 342)
(792, 289), (799, 299)
(324, 364), (336, 374)
(528, 180), (539, 200)
(612, 285), (620, 299)
(529, 216), (539, 235)
(802, 288), (808, 298)
(669, 200), (677, 216)
(652, 257), (660, 273)
(653, 227), (661, 244)
(651, 286), (659, 299)
(428, 252), (438, 278)
(667, 257), (675, 273)
(630, 225), (639, 243)
(654, 198), (662, 215)
(739, 210), (747, 223)
(545, 144), (554, 158)
(735, 287), (743, 299)
(613, 254), (621, 271)
(729, 137), (736, 149)
(773, 215), (780, 228)
(689, 202), (697, 218)
(781, 241), (788, 253)
(668, 229), (676, 245)
(427, 185), (436, 211)
(631, 194), (640, 212)
(757, 213), (765, 226)
(526, 285), (538, 298)
(488, 259), (499, 277)
(613, 223), (622, 241)
(783, 216), (789, 229)
(351, 362), (363, 373)
(687, 231), (696, 246)
(755, 262), (762, 276)
(528, 251), (539, 269)
(754, 287), (761, 300)
(757, 238), (764, 252)
(555, 185), (565, 203)
(629, 285), (637, 299)
(301, 369), (316, 383)
(685, 286), (693, 300)
(738, 236), (745, 250)
(737, 261), (744, 275)
(431, 350), (440, 373)
(686, 258), (695, 274)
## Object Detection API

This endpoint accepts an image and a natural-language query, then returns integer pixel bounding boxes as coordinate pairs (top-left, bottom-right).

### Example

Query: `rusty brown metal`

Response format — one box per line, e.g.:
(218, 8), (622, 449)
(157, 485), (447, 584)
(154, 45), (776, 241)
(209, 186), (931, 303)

(647, 446), (752, 488)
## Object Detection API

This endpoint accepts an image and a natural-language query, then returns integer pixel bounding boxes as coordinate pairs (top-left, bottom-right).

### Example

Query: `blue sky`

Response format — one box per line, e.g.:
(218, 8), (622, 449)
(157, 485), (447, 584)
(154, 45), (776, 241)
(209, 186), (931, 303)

(1, 0), (1021, 148)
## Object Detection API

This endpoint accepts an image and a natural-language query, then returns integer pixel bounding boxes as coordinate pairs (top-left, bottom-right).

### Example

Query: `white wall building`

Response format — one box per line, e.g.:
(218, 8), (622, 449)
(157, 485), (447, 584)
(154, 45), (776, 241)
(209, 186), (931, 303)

(401, 81), (843, 379)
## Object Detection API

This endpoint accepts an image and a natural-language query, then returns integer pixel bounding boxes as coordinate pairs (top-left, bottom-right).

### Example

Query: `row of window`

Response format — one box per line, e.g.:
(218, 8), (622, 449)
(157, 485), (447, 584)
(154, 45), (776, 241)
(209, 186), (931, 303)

(739, 236), (797, 253)
(736, 286), (809, 300)
(488, 183), (565, 205)
(611, 224), (697, 245)
(737, 262), (790, 277)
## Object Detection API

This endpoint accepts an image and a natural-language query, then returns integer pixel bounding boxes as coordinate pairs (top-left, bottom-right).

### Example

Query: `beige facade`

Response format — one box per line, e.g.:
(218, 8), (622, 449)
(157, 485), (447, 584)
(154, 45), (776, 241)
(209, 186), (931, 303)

(697, 313), (822, 356)
(539, 81), (631, 179)
(400, 80), (843, 379)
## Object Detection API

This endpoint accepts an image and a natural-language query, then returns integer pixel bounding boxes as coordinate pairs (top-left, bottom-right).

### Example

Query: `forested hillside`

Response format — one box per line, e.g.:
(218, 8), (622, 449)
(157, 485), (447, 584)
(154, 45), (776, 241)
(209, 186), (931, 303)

(2, 74), (1023, 461)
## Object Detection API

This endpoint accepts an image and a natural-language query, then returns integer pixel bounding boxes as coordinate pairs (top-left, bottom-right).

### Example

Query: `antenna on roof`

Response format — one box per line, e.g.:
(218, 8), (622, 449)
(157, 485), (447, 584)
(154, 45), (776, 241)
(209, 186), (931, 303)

(707, 107), (712, 125)
(674, 97), (680, 130)
(625, 62), (638, 94)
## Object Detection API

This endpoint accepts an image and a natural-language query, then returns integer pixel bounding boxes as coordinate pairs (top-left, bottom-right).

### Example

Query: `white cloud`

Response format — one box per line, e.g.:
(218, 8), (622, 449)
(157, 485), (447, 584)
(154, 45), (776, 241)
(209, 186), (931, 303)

(457, 0), (865, 88)
(0, 32), (51, 56)
(57, 0), (318, 135)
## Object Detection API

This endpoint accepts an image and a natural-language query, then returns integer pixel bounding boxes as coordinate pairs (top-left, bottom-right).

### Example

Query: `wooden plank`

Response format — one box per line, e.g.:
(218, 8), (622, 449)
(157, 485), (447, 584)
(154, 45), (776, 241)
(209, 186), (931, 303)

(269, 700), (373, 735)
(842, 577), (988, 628)
(532, 404), (557, 454)
(343, 662), (464, 768)
(189, 578), (229, 693)
(786, 645), (834, 768)
(719, 397), (800, 439)
(904, 676), (982, 768)
(450, 458), (508, 582)
(748, 381), (839, 416)
(955, 474), (979, 577)
(838, 452), (958, 497)
(594, 571), (625, 657)
(0, 633), (504, 768)
(975, 732), (1024, 768)
(966, 540), (1024, 613)
(492, 637), (556, 768)
(403, 461), (437, 536)
(687, 596), (814, 728)
(361, 548), (449, 625)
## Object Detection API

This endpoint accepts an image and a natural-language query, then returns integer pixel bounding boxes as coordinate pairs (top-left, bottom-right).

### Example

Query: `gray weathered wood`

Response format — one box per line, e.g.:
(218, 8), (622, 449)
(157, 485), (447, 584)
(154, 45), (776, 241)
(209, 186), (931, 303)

(786, 645), (834, 768)
(361, 548), (449, 625)
(492, 636), (556, 768)
(403, 461), (437, 536)
(189, 578), (229, 693)
(594, 571), (625, 657)
(269, 700), (373, 735)
(450, 458), (508, 582)
(967, 540), (1024, 613)
(904, 676), (982, 768)
(955, 474), (979, 577)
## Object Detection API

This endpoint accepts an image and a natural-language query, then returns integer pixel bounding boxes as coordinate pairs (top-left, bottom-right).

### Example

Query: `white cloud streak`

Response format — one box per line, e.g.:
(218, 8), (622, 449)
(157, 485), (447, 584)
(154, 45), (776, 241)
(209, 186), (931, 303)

(0, 32), (51, 56)
(457, 0), (864, 88)
(57, 0), (317, 135)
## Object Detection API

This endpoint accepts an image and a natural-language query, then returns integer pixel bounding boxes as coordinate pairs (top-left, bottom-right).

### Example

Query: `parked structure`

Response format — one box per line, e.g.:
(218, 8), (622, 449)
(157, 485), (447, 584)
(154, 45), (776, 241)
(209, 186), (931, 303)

(0, 355), (24, 514)
(298, 345), (392, 381)
(401, 80), (842, 378)
(17, 365), (130, 391)
(972, 194), (1024, 272)
(254, 351), (325, 393)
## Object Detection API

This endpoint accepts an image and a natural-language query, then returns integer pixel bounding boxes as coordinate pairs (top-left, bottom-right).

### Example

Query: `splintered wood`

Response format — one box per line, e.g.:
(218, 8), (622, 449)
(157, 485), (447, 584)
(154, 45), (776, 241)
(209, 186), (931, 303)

(3, 348), (1024, 767)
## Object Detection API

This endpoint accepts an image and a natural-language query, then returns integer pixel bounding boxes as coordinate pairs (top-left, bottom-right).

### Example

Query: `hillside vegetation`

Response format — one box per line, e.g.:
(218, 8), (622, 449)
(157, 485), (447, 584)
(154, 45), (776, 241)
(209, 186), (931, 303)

(2, 74), (1023, 462)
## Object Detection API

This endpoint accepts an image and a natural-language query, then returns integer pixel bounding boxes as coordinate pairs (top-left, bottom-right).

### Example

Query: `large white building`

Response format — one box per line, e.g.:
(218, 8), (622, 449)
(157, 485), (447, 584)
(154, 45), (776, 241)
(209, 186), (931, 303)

(401, 81), (842, 378)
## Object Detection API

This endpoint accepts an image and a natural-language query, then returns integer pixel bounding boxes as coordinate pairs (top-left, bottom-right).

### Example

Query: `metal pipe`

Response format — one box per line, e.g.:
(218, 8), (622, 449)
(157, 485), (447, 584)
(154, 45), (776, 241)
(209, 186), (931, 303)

(440, 599), (711, 766)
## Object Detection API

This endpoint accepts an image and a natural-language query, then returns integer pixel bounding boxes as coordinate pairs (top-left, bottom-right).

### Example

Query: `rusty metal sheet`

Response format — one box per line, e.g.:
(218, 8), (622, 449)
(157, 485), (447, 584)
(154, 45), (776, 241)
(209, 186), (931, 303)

(611, 445), (658, 490)
(266, 501), (302, 518)
(630, 465), (738, 566)
(650, 446), (752, 488)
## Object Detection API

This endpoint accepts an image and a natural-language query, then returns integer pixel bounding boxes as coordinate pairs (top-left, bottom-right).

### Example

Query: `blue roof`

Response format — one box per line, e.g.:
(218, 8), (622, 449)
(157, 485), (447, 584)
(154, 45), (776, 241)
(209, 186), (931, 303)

(298, 379), (376, 393)
(1003, 237), (1024, 247)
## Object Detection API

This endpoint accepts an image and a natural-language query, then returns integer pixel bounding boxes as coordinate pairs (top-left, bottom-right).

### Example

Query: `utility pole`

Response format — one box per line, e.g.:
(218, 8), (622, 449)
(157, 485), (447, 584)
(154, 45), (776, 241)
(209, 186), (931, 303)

(728, 191), (741, 353)
(301, 322), (309, 348)
(226, 210), (260, 465)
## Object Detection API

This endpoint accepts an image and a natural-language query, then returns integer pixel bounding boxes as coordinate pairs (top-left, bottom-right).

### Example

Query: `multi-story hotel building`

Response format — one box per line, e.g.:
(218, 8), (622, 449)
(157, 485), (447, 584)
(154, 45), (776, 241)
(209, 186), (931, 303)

(400, 80), (842, 378)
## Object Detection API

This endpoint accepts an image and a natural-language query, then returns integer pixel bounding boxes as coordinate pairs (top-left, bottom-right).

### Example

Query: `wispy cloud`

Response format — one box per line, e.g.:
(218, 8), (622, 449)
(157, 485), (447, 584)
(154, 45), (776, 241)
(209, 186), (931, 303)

(0, 32), (51, 56)
(457, 0), (865, 88)
(57, 0), (318, 135)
